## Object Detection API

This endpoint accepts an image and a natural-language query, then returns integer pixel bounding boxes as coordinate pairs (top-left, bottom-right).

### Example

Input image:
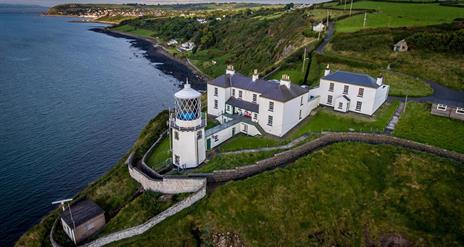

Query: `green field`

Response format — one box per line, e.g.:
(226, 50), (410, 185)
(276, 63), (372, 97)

(394, 102), (464, 153)
(326, 27), (464, 90)
(146, 137), (171, 171)
(109, 142), (464, 246)
(333, 1), (464, 32)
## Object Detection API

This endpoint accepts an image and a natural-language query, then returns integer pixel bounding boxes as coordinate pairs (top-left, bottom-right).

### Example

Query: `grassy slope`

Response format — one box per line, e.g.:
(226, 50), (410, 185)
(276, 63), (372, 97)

(394, 102), (464, 153)
(146, 137), (171, 170)
(325, 26), (464, 90)
(15, 112), (169, 247)
(109, 142), (464, 246)
(194, 151), (276, 173)
(334, 1), (464, 32)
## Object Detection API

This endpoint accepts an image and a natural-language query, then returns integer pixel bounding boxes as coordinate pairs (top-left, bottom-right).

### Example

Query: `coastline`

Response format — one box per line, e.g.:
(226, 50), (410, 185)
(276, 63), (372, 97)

(91, 27), (209, 91)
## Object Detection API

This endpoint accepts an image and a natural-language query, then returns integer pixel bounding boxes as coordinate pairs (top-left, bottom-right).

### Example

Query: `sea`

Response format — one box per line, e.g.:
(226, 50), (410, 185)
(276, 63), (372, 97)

(0, 6), (196, 245)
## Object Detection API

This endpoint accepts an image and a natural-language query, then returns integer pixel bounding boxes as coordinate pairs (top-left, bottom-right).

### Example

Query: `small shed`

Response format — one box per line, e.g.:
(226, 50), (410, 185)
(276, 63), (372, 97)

(393, 39), (408, 52)
(60, 200), (105, 244)
(431, 100), (464, 121)
(312, 22), (325, 33)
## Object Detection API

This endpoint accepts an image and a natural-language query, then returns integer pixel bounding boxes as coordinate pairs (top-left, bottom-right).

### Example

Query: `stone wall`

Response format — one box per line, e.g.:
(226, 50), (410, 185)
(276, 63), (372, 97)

(206, 132), (464, 183)
(83, 185), (206, 247)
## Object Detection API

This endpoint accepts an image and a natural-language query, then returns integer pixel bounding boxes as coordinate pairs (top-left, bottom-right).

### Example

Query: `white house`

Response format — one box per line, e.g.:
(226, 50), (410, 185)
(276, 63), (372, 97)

(207, 66), (319, 137)
(318, 65), (390, 116)
(179, 41), (195, 52)
(312, 22), (325, 32)
(167, 39), (178, 46)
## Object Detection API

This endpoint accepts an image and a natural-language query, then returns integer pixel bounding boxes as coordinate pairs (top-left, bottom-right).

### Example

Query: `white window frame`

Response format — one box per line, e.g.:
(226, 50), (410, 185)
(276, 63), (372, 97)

(267, 115), (273, 126)
(327, 95), (333, 105)
(214, 87), (218, 96)
(300, 96), (303, 106)
(338, 102), (343, 109)
(329, 82), (334, 92)
(358, 88), (364, 98)
(355, 101), (362, 111)
(343, 85), (349, 95)
(252, 94), (257, 103)
(437, 104), (447, 111)
(268, 101), (274, 112)
(214, 99), (218, 109)
(238, 90), (243, 99)
(232, 89), (236, 97)
(174, 131), (179, 140)
(253, 113), (258, 120)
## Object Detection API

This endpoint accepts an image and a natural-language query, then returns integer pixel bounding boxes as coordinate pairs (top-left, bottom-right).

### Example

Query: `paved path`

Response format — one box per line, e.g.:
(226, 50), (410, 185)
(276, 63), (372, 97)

(315, 22), (334, 54)
(385, 102), (405, 134)
(221, 135), (309, 155)
(389, 80), (464, 105)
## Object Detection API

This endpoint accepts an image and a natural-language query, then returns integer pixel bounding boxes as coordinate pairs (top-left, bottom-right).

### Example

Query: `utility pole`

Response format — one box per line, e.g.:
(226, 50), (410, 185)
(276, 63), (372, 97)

(363, 12), (367, 28)
(302, 47), (307, 73)
(344, 0), (347, 10)
(326, 10), (329, 27)
(404, 95), (408, 113)
(349, 0), (353, 16)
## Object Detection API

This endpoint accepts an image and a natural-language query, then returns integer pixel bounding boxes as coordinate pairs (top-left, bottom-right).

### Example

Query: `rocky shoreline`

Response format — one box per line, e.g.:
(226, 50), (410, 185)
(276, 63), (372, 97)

(91, 27), (209, 91)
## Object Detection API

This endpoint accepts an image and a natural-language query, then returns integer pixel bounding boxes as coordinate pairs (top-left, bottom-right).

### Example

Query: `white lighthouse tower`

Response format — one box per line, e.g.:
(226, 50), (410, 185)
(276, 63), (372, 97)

(170, 81), (206, 169)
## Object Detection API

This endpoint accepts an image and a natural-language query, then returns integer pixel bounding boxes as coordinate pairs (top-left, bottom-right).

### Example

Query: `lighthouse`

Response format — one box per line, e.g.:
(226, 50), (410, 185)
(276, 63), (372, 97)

(170, 81), (206, 169)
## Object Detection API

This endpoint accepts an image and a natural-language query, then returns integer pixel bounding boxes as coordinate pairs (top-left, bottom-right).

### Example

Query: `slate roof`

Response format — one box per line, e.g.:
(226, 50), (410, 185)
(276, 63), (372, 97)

(61, 200), (104, 229)
(322, 71), (380, 88)
(209, 72), (309, 102)
(226, 97), (259, 113)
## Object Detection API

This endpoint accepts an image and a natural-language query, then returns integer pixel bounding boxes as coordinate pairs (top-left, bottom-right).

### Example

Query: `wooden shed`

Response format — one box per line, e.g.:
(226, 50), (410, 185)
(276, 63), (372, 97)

(60, 200), (106, 244)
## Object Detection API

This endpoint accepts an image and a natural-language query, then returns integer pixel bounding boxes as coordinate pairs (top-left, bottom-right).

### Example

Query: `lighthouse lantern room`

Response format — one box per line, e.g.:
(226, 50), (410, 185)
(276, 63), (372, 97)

(170, 81), (206, 169)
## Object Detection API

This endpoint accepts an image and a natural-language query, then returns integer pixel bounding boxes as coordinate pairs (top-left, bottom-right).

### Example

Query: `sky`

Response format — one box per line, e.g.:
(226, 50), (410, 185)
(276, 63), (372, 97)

(0, 0), (311, 7)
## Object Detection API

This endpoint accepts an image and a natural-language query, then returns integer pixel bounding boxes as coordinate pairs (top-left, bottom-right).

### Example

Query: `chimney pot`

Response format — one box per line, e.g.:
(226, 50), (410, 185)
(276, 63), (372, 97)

(226, 65), (235, 75)
(280, 74), (291, 88)
(324, 64), (331, 76)
(376, 74), (383, 86)
(252, 69), (259, 82)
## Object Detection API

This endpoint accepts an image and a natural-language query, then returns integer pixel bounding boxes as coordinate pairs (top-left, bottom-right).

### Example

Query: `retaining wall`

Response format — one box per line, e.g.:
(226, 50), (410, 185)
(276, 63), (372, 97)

(206, 132), (464, 183)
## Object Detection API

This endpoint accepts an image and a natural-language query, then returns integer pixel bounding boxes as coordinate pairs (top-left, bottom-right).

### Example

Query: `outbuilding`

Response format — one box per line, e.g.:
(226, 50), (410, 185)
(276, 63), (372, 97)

(60, 200), (106, 244)
(393, 39), (408, 52)
(431, 100), (464, 121)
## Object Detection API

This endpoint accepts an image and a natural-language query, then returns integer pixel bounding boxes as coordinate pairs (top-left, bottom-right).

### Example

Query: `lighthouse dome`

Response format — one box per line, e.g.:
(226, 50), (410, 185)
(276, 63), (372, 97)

(175, 83), (201, 99)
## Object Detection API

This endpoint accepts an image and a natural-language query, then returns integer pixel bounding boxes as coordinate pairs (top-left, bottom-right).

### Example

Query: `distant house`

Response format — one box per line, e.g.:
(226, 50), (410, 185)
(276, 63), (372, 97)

(431, 100), (464, 121)
(167, 39), (178, 46)
(318, 65), (390, 116)
(196, 18), (207, 24)
(393, 39), (408, 52)
(179, 41), (195, 52)
(61, 200), (105, 244)
(312, 22), (325, 32)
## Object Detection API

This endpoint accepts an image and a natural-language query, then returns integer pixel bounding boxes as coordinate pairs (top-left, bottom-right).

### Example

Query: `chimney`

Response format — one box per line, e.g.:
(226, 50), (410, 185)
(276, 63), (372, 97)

(280, 74), (291, 89)
(226, 65), (235, 76)
(324, 64), (331, 76)
(376, 74), (383, 86)
(252, 69), (259, 82)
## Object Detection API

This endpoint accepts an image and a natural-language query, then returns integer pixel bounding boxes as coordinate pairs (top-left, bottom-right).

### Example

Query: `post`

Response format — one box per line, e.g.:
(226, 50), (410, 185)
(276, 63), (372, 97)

(349, 0), (353, 16)
(404, 95), (408, 113)
(302, 47), (307, 73)
(326, 10), (330, 27)
(363, 12), (367, 28)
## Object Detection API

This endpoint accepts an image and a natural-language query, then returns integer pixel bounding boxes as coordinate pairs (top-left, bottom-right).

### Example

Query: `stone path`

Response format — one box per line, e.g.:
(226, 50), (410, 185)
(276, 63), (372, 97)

(221, 135), (309, 155)
(385, 102), (405, 134)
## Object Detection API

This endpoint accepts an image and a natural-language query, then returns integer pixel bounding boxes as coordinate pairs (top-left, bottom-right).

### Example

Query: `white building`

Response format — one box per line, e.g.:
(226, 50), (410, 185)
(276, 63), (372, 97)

(167, 39), (178, 46)
(179, 41), (195, 52)
(207, 66), (319, 137)
(318, 65), (390, 116)
(170, 82), (206, 169)
(312, 22), (325, 32)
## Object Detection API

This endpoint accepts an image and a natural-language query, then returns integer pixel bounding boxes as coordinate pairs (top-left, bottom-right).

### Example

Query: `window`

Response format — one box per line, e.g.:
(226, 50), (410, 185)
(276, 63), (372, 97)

(343, 85), (349, 95)
(437, 104), (447, 111)
(338, 102), (343, 109)
(232, 89), (235, 97)
(214, 87), (218, 96)
(174, 155), (180, 165)
(268, 101), (274, 112)
(214, 135), (219, 142)
(456, 107), (464, 114)
(174, 131), (179, 140)
(358, 88), (364, 98)
(253, 113), (258, 120)
(300, 96), (303, 106)
(329, 83), (334, 92)
(356, 101), (362, 111)
(197, 131), (202, 140)
(327, 95), (333, 105)
(214, 99), (218, 109)
(252, 94), (257, 103)
(299, 110), (302, 120)
(226, 105), (231, 112)
(267, 115), (273, 126)
(238, 90), (243, 98)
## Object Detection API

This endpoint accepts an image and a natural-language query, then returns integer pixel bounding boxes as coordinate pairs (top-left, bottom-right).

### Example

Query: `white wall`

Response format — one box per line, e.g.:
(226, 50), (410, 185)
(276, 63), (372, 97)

(372, 84), (390, 114)
(207, 84), (228, 116)
(258, 98), (285, 136)
(172, 128), (205, 169)
(206, 122), (241, 149)
(319, 79), (383, 116)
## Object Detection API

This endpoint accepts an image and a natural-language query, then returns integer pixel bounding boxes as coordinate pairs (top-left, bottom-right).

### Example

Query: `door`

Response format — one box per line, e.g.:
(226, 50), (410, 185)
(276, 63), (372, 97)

(206, 138), (211, 150)
(232, 127), (236, 135)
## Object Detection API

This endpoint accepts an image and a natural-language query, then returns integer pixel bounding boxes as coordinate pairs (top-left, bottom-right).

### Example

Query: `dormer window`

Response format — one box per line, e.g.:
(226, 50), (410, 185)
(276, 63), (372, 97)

(437, 104), (447, 111)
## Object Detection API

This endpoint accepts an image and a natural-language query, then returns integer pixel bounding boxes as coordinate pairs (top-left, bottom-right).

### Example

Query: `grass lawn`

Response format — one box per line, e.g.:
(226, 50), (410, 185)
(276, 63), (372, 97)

(193, 151), (276, 173)
(146, 137), (171, 171)
(109, 142), (464, 246)
(394, 102), (464, 153)
(111, 24), (156, 38)
(326, 28), (464, 90)
(218, 134), (285, 152)
(290, 100), (399, 137)
(333, 1), (464, 32)
(270, 60), (307, 85)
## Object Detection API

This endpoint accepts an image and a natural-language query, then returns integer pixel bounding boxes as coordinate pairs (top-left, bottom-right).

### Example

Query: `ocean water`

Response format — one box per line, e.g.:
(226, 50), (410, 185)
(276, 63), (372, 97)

(0, 10), (185, 245)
